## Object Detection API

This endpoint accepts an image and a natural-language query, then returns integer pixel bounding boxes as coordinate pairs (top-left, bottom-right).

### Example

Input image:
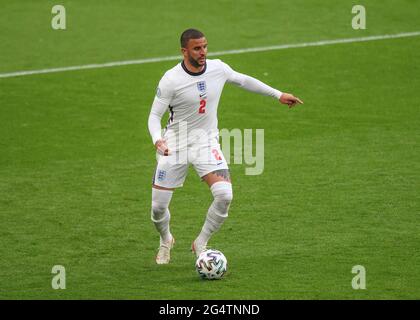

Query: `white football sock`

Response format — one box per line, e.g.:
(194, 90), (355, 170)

(196, 181), (233, 247)
(151, 188), (173, 243)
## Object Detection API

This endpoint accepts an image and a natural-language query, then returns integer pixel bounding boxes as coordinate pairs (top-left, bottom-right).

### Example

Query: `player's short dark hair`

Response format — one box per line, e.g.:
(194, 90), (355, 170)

(180, 29), (205, 48)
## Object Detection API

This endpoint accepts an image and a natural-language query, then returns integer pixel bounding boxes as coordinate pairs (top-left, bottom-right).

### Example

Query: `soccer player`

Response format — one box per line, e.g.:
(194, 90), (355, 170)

(148, 29), (303, 264)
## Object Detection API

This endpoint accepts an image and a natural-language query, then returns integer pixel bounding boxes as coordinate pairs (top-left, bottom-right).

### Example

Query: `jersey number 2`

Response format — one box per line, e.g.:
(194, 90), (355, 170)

(212, 149), (222, 160)
(199, 99), (206, 114)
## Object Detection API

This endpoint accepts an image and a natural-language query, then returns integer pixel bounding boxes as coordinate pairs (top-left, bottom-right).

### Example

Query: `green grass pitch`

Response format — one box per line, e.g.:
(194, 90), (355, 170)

(0, 0), (419, 299)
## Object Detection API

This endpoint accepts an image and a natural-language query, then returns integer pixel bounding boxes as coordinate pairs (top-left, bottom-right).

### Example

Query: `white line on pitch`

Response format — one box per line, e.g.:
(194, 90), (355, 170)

(1, 31), (420, 79)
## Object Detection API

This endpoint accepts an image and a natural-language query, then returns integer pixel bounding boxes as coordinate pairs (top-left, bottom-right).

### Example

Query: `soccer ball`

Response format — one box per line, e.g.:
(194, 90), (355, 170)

(195, 249), (228, 280)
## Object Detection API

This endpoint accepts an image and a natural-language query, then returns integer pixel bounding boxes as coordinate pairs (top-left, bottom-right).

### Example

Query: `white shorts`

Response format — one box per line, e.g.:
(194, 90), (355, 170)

(152, 143), (229, 188)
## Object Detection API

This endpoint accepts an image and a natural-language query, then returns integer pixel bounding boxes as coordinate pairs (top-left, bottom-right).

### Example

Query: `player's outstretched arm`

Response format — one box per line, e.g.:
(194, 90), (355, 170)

(222, 60), (303, 108)
(230, 71), (303, 108)
(279, 92), (304, 108)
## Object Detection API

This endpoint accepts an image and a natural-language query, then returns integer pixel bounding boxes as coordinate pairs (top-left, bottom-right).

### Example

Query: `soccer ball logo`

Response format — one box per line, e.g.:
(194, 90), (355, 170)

(195, 249), (227, 280)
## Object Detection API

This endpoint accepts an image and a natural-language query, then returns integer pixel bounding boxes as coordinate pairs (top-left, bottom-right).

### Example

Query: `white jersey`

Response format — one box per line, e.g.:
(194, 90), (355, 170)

(148, 59), (282, 151)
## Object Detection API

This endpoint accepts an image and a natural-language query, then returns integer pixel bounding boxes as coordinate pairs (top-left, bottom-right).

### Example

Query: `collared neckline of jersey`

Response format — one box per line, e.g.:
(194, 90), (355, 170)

(181, 60), (207, 76)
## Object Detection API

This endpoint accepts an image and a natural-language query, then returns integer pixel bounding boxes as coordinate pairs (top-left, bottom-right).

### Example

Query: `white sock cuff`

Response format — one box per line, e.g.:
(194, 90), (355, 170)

(151, 209), (170, 223)
(209, 203), (228, 219)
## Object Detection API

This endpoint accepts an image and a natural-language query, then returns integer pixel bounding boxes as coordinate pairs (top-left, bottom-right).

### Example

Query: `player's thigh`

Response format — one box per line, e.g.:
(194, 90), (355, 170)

(152, 151), (189, 189)
(201, 168), (231, 187)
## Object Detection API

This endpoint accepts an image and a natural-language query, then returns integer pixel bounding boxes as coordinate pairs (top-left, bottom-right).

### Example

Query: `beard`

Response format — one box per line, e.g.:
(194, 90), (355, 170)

(189, 55), (205, 68)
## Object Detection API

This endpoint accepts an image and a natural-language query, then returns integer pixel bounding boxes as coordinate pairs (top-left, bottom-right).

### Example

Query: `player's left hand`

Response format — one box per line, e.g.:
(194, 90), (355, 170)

(279, 93), (304, 108)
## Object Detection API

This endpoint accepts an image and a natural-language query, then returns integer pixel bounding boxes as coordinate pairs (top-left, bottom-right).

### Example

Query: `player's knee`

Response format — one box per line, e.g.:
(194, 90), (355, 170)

(211, 181), (233, 213)
(215, 188), (233, 204)
(151, 188), (173, 221)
